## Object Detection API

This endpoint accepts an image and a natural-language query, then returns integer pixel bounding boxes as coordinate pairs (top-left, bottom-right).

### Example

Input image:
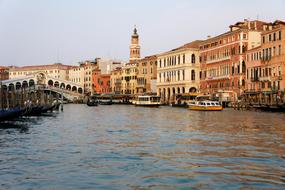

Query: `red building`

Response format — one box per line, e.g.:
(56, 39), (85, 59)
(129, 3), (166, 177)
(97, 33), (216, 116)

(92, 68), (111, 94)
(199, 19), (269, 100)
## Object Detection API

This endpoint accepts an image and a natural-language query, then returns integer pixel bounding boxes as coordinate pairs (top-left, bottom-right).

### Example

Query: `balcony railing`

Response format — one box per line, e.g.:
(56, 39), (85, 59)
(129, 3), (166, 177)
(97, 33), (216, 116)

(206, 75), (230, 81)
(250, 77), (259, 82)
(206, 56), (231, 64)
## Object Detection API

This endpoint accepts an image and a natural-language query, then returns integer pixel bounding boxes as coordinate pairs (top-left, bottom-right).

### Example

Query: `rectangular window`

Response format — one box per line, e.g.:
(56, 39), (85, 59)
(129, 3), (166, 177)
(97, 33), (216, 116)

(273, 33), (276, 41)
(269, 34), (272, 41)
(279, 45), (282, 55)
(279, 31), (282, 40)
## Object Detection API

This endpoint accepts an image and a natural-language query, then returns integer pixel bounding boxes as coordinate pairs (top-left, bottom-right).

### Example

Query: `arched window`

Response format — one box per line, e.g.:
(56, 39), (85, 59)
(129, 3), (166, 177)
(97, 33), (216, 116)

(191, 54), (195, 64)
(191, 70), (195, 81)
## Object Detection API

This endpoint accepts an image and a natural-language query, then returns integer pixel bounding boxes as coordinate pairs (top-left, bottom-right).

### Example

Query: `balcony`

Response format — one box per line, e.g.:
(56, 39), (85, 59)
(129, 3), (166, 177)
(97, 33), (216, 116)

(259, 76), (271, 81)
(206, 75), (230, 81)
(206, 56), (231, 64)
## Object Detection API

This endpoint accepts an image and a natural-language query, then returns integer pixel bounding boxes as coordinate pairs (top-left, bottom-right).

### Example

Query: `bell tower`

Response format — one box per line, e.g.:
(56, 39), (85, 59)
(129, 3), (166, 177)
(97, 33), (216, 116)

(129, 26), (140, 64)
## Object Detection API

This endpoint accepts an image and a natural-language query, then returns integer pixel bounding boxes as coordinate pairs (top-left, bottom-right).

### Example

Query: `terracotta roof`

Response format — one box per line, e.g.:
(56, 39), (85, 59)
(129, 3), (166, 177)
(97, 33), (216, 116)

(170, 40), (203, 51)
(9, 63), (73, 71)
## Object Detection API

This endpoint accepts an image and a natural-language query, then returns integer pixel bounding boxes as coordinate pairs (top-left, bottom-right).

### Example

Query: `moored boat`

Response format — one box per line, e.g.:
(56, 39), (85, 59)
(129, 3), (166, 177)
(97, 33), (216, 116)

(189, 100), (223, 111)
(0, 108), (24, 122)
(133, 95), (161, 107)
(87, 96), (98, 106)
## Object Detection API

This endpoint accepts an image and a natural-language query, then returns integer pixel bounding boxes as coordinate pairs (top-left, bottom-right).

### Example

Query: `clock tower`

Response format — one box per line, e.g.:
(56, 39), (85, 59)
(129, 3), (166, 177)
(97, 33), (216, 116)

(129, 26), (141, 64)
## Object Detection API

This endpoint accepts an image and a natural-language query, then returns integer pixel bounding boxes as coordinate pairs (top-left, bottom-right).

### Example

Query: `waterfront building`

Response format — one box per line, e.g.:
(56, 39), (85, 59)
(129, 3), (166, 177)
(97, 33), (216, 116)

(136, 55), (158, 94)
(245, 20), (285, 99)
(157, 40), (202, 103)
(92, 68), (111, 94)
(69, 60), (98, 94)
(129, 26), (140, 64)
(9, 63), (72, 80)
(110, 67), (122, 94)
(0, 66), (9, 81)
(121, 63), (137, 95)
(199, 19), (269, 100)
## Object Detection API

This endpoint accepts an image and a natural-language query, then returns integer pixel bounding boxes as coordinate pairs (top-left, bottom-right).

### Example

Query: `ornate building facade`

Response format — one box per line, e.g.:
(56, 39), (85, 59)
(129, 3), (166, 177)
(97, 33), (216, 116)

(245, 20), (285, 94)
(157, 40), (202, 103)
(199, 20), (269, 99)
(136, 55), (157, 94)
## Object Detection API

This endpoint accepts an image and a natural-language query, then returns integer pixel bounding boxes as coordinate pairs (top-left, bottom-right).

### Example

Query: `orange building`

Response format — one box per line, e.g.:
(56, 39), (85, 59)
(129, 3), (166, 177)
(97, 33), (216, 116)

(0, 66), (9, 81)
(245, 20), (285, 96)
(199, 19), (269, 100)
(92, 68), (111, 94)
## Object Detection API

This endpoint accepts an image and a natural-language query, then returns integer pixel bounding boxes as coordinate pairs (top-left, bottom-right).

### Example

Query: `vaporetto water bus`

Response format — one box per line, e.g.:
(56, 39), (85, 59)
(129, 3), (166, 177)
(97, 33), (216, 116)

(132, 95), (161, 107)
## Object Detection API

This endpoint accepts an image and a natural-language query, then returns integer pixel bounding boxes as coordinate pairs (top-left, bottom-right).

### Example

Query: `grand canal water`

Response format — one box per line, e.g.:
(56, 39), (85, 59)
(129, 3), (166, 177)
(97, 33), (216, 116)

(0, 104), (285, 190)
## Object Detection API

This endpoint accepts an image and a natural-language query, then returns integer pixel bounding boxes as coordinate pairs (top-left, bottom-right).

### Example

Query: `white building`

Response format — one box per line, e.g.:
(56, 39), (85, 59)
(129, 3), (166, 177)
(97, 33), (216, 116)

(157, 40), (203, 103)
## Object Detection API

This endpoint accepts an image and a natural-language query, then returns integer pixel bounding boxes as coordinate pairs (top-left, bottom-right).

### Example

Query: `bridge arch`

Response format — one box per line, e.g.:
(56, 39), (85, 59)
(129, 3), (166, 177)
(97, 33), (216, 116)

(72, 86), (77, 92)
(54, 81), (59, 88)
(78, 88), (83, 94)
(48, 80), (53, 86)
(66, 84), (71, 90)
(60, 83), (65, 89)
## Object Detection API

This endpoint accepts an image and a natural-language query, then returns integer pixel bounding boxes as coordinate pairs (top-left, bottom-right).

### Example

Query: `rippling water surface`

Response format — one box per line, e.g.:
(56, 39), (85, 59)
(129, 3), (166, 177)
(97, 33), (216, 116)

(1, 104), (285, 189)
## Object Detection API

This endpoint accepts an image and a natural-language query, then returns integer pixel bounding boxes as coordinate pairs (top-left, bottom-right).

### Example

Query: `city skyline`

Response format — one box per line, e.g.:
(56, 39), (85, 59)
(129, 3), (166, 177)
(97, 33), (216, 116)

(0, 0), (285, 66)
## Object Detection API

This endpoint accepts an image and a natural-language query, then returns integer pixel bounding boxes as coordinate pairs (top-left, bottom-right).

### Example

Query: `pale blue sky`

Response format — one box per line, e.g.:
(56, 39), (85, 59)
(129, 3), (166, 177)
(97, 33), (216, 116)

(0, 0), (284, 66)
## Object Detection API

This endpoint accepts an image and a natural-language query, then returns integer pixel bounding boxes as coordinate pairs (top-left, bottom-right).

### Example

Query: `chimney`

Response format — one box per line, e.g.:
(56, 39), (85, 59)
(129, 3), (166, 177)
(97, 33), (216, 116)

(207, 35), (211, 39)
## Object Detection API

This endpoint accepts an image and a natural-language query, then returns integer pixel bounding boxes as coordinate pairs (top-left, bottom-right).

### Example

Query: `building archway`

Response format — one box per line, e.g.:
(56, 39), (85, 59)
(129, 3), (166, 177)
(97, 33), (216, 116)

(182, 87), (185, 93)
(189, 87), (197, 93)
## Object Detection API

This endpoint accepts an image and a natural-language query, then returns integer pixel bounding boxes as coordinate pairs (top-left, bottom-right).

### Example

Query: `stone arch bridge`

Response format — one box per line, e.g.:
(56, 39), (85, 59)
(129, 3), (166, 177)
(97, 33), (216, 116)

(1, 72), (84, 101)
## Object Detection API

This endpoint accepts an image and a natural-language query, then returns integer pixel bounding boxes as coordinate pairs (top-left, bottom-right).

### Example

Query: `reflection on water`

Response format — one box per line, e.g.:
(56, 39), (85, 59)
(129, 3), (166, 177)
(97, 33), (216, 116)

(0, 105), (285, 189)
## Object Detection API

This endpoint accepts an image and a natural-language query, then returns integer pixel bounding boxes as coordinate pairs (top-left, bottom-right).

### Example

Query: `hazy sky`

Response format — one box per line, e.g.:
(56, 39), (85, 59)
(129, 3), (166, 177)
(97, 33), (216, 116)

(0, 0), (285, 66)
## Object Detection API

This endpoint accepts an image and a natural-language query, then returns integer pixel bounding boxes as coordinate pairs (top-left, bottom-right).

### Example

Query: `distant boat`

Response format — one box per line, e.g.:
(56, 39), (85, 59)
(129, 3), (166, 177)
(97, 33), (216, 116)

(87, 96), (98, 106)
(97, 94), (112, 105)
(133, 95), (161, 107)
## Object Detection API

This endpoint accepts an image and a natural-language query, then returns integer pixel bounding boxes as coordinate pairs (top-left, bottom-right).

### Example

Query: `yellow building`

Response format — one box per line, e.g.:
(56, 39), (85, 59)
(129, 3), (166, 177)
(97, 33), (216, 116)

(69, 60), (98, 94)
(121, 63), (137, 95)
(157, 40), (202, 103)
(110, 67), (122, 94)
(136, 55), (157, 94)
